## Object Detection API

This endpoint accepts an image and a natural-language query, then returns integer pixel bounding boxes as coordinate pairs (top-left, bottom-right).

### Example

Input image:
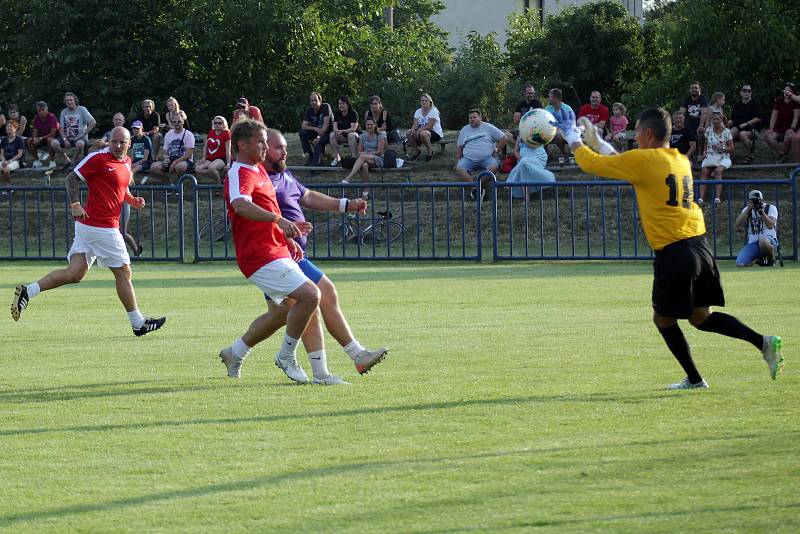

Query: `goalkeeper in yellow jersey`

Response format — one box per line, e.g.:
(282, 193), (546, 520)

(557, 108), (783, 389)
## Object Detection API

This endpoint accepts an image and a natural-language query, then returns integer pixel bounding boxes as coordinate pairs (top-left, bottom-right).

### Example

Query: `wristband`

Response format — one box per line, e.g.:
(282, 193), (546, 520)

(71, 201), (81, 207)
(339, 197), (348, 213)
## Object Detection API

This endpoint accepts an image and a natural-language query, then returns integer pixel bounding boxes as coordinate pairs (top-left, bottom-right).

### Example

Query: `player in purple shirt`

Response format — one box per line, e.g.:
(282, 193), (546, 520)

(251, 128), (389, 385)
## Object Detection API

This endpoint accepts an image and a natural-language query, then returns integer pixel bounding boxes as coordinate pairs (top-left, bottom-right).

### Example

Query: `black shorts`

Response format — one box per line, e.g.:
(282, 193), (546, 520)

(652, 235), (725, 319)
(429, 131), (442, 143)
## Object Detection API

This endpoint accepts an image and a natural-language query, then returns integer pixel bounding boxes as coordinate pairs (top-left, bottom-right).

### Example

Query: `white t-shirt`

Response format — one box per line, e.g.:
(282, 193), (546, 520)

(742, 204), (778, 244)
(163, 128), (195, 161)
(457, 121), (505, 160)
(704, 127), (732, 157)
(414, 106), (443, 137)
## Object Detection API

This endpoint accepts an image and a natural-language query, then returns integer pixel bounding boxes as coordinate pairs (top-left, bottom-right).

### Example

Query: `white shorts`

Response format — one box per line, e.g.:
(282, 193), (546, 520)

(2, 160), (20, 172)
(701, 153), (731, 169)
(68, 221), (130, 268)
(247, 257), (309, 305)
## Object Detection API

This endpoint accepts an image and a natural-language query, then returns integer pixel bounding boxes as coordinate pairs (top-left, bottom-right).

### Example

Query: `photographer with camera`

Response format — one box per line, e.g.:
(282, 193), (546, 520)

(735, 190), (779, 267)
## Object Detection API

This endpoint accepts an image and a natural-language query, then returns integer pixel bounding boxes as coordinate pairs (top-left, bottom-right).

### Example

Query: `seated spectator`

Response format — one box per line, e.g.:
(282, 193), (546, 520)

(299, 91), (332, 166)
(735, 190), (779, 267)
(129, 120), (154, 180)
(669, 111), (697, 161)
(6, 104), (28, 137)
(604, 102), (629, 151)
(51, 92), (95, 169)
(455, 109), (506, 200)
(26, 101), (59, 168)
(678, 81), (709, 160)
(513, 84), (543, 126)
(506, 134), (555, 199)
(578, 90), (609, 138)
(728, 85), (762, 164)
(698, 110), (733, 206)
(707, 92), (727, 122)
(231, 97), (263, 125)
(764, 82), (800, 163)
(164, 96), (190, 132)
(340, 117), (386, 191)
(149, 111), (195, 182)
(0, 122), (25, 184)
(323, 95), (359, 167)
(134, 99), (163, 158)
(545, 88), (575, 164)
(406, 93), (443, 161)
(195, 116), (231, 183)
(364, 95), (394, 139)
(92, 112), (126, 151)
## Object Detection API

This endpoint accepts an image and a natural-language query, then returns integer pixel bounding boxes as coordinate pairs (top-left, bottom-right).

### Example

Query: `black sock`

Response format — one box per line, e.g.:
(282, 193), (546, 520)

(658, 324), (702, 384)
(695, 312), (763, 350)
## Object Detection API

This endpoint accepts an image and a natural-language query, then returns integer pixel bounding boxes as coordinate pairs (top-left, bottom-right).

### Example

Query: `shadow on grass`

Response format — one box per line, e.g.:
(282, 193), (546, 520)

(2, 428), (798, 526)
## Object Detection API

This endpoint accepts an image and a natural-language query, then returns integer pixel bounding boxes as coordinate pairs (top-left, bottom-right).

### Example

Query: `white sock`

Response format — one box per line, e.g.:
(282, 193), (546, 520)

(307, 350), (330, 378)
(279, 334), (300, 361)
(231, 338), (251, 359)
(127, 309), (145, 328)
(343, 340), (365, 360)
(27, 282), (41, 299)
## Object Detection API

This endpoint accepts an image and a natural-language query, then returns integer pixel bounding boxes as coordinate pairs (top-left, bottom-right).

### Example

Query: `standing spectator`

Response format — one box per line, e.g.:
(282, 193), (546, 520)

(605, 102), (629, 152)
(764, 82), (800, 163)
(728, 85), (762, 164)
(545, 88), (575, 165)
(735, 190), (779, 267)
(129, 121), (153, 180)
(578, 90), (609, 137)
(134, 99), (162, 158)
(299, 92), (332, 166)
(195, 116), (231, 184)
(513, 84), (543, 126)
(164, 96), (190, 132)
(149, 112), (195, 181)
(364, 95), (393, 137)
(92, 112), (126, 151)
(6, 104), (28, 137)
(1, 122), (25, 184)
(455, 109), (506, 200)
(26, 101), (59, 168)
(698, 111), (734, 206)
(326, 96), (360, 167)
(406, 93), (443, 161)
(340, 117), (386, 192)
(231, 97), (263, 125)
(52, 92), (96, 170)
(506, 135), (555, 199)
(669, 111), (697, 161)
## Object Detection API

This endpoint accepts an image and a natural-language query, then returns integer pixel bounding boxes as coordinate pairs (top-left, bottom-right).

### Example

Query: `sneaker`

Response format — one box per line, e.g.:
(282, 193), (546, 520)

(666, 377), (710, 390)
(340, 179), (349, 184)
(330, 159), (340, 167)
(312, 374), (351, 385)
(713, 197), (721, 205)
(11, 284), (29, 321)
(219, 346), (244, 378)
(762, 335), (784, 380)
(47, 161), (57, 169)
(353, 347), (389, 375)
(696, 198), (705, 207)
(396, 158), (405, 168)
(274, 353), (309, 384)
(132, 316), (166, 337)
(139, 176), (150, 185)
(424, 153), (433, 162)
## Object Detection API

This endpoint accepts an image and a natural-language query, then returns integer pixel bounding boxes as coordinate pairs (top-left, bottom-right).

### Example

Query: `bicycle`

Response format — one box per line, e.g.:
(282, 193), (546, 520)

(328, 211), (404, 246)
(198, 213), (231, 242)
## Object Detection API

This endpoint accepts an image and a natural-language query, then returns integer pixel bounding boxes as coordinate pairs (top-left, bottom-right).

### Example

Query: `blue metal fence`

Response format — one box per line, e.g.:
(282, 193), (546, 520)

(2, 170), (797, 263)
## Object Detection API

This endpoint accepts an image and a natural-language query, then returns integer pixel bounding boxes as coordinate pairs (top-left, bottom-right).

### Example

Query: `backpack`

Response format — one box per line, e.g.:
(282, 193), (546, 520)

(383, 149), (398, 169)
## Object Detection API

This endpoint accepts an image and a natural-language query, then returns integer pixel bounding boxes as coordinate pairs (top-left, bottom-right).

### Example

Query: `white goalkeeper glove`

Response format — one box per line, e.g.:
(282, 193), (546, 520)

(556, 115), (584, 145)
(578, 117), (617, 155)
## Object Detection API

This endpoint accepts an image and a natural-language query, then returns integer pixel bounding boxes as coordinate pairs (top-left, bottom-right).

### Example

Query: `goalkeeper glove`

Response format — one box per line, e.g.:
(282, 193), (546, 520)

(578, 117), (617, 155)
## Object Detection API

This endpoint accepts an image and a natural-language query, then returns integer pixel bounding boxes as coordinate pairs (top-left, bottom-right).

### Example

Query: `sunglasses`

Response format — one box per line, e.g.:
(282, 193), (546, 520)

(741, 88), (752, 92)
(213, 121), (223, 125)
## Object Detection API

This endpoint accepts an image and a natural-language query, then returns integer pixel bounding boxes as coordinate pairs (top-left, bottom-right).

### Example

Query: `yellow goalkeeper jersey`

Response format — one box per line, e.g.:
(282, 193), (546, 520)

(574, 145), (705, 251)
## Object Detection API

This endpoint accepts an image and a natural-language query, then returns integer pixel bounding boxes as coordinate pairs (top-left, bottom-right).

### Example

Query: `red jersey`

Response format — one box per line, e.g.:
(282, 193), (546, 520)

(772, 97), (800, 133)
(578, 104), (609, 126)
(225, 162), (290, 277)
(205, 128), (231, 162)
(73, 148), (132, 229)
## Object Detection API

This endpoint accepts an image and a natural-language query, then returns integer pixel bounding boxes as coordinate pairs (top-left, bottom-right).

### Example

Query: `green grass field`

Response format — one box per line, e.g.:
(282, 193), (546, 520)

(1, 261), (798, 532)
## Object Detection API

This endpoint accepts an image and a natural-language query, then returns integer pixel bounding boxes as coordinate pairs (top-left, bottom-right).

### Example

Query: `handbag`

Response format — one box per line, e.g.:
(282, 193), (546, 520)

(500, 154), (517, 174)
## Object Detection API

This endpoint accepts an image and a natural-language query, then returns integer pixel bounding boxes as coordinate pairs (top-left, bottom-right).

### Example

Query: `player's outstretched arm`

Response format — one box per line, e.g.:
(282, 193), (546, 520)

(578, 117), (617, 155)
(301, 190), (367, 215)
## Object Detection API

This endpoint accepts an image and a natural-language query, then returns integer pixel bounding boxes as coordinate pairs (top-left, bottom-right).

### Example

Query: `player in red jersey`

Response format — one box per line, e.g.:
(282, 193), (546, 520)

(218, 119), (321, 383)
(11, 127), (166, 336)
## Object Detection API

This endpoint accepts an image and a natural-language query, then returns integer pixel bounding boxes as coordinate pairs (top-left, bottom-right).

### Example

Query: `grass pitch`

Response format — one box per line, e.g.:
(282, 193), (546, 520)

(1, 260), (798, 532)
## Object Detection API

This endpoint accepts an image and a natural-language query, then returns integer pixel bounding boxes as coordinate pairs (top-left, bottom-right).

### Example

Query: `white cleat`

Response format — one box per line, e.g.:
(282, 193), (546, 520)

(219, 347), (244, 378)
(353, 347), (388, 375)
(274, 353), (309, 384)
(312, 374), (351, 386)
(667, 377), (710, 390)
(762, 335), (785, 380)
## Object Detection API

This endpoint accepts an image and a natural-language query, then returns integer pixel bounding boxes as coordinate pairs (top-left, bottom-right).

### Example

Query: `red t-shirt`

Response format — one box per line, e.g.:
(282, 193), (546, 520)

(73, 149), (132, 229)
(772, 97), (800, 133)
(231, 106), (264, 125)
(578, 104), (609, 126)
(32, 112), (59, 137)
(205, 128), (230, 162)
(225, 162), (290, 277)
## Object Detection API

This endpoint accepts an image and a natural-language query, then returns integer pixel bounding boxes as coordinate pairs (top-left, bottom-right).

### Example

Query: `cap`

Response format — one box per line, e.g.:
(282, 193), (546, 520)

(748, 189), (763, 200)
(131, 120), (143, 129)
(236, 97), (248, 108)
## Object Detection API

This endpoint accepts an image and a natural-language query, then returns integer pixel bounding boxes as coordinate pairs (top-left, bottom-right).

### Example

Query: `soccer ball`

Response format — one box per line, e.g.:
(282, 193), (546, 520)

(519, 109), (558, 148)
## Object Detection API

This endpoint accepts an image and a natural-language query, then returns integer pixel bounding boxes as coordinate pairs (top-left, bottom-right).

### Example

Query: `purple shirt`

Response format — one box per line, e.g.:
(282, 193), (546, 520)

(32, 113), (59, 137)
(268, 169), (308, 249)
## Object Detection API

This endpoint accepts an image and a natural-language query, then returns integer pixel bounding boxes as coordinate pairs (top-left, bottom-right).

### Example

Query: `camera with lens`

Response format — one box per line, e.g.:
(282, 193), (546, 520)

(751, 198), (762, 210)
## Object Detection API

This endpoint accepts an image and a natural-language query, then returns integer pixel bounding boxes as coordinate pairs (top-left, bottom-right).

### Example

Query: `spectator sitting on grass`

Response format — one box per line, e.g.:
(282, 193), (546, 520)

(340, 117), (386, 194)
(26, 101), (59, 168)
(195, 116), (231, 184)
(764, 82), (800, 163)
(669, 111), (697, 162)
(455, 108), (506, 201)
(149, 111), (194, 182)
(605, 102), (629, 152)
(299, 91), (332, 166)
(134, 99), (162, 157)
(406, 93), (443, 161)
(52, 92), (95, 170)
(545, 88), (575, 165)
(231, 97), (263, 125)
(129, 121), (153, 181)
(728, 85), (761, 164)
(1, 122), (25, 184)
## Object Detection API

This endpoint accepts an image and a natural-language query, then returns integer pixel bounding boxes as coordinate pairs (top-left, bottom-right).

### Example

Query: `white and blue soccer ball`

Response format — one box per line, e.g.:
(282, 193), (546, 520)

(519, 109), (558, 148)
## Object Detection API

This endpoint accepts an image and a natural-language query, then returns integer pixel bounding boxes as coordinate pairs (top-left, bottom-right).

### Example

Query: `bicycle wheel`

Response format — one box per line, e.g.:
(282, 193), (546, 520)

(361, 220), (404, 246)
(199, 215), (230, 242)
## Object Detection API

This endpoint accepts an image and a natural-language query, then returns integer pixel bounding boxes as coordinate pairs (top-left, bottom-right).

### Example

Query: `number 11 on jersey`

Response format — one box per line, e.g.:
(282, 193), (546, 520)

(665, 174), (693, 209)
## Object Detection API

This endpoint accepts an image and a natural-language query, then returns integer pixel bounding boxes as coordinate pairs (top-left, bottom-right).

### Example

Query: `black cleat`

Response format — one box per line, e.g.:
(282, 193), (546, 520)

(133, 317), (167, 337)
(11, 284), (29, 321)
